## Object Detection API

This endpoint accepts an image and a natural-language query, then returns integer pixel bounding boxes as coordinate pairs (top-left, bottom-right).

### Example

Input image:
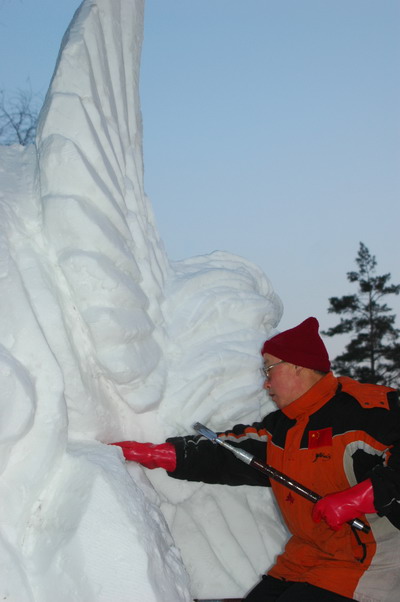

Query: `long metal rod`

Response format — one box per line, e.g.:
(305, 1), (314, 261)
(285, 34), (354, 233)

(193, 422), (370, 534)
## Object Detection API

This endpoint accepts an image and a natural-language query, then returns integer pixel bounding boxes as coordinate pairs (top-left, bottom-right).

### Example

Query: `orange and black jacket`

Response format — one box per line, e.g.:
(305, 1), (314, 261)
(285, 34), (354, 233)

(167, 373), (400, 602)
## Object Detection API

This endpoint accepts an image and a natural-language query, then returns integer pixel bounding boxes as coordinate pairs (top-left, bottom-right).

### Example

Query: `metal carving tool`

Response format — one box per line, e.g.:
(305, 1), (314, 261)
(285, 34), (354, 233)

(193, 422), (370, 534)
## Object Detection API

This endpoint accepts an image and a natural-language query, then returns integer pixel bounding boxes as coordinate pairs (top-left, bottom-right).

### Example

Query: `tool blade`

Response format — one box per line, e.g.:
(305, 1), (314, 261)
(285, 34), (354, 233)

(192, 422), (218, 442)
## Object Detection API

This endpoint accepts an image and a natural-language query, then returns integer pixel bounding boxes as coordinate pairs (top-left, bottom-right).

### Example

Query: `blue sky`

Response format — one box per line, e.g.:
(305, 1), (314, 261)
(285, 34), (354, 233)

(1, 0), (399, 357)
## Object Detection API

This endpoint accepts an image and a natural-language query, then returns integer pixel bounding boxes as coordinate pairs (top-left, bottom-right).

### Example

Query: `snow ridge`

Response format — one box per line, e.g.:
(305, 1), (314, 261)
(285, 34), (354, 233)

(0, 0), (286, 599)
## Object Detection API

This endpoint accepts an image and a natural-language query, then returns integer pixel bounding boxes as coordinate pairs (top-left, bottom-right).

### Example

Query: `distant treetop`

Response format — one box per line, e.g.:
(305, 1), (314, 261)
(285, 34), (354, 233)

(324, 242), (400, 388)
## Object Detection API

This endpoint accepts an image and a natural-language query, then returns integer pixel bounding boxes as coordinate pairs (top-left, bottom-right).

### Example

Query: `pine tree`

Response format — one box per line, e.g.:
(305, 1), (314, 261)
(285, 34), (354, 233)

(323, 242), (400, 387)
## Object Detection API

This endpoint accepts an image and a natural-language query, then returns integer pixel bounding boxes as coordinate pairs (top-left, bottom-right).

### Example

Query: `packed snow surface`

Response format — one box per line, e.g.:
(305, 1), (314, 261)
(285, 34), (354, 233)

(0, 0), (287, 599)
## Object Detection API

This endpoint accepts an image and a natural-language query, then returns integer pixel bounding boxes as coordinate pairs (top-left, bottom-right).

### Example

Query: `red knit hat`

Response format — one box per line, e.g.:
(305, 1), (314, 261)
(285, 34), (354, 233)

(261, 317), (330, 372)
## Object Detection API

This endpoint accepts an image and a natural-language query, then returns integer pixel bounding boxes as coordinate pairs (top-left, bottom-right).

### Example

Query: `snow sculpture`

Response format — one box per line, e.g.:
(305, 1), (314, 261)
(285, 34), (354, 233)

(0, 0), (286, 599)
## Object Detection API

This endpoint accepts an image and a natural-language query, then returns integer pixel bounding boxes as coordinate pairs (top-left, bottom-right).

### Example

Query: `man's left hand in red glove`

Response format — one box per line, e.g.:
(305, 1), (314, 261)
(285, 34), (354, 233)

(312, 478), (376, 531)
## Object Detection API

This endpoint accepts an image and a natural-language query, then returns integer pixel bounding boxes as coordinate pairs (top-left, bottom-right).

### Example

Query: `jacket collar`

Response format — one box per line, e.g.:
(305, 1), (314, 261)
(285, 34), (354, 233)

(283, 372), (338, 420)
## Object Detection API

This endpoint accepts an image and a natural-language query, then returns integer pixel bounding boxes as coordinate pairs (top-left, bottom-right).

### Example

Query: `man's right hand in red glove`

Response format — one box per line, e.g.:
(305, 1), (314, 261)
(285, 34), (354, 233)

(110, 441), (177, 472)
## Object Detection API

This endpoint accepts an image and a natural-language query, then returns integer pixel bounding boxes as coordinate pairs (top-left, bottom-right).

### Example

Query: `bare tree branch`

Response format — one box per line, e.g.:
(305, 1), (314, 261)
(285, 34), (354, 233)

(0, 86), (41, 146)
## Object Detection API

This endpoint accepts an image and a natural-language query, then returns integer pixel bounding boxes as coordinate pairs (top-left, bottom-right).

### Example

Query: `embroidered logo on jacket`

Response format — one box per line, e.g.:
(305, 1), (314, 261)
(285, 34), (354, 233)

(312, 452), (331, 463)
(308, 427), (332, 449)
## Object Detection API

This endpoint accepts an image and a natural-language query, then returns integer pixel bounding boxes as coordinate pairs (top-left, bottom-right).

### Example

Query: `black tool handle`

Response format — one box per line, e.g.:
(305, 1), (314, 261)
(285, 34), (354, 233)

(250, 457), (370, 534)
(192, 422), (370, 534)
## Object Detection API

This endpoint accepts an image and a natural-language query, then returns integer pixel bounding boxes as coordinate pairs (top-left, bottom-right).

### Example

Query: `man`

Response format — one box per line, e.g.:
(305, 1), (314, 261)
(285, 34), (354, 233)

(112, 318), (400, 602)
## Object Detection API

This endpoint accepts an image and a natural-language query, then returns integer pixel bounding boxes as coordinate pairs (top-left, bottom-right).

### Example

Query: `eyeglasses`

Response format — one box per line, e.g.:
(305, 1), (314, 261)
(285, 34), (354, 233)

(261, 360), (286, 380)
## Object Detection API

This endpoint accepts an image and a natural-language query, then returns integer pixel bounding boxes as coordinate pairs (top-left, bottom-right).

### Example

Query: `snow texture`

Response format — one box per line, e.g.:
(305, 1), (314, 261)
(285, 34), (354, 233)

(0, 0), (287, 599)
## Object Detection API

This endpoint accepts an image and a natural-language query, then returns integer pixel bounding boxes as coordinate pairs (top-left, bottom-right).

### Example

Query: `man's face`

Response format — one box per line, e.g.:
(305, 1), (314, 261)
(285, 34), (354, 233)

(262, 353), (303, 409)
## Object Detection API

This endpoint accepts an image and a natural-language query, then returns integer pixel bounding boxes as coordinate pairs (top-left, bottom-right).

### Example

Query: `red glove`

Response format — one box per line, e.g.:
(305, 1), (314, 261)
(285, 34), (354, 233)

(110, 441), (176, 472)
(312, 478), (376, 531)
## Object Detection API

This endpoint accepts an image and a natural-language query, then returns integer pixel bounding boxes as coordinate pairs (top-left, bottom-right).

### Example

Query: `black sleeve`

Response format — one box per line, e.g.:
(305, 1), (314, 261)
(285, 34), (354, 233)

(166, 419), (271, 487)
(369, 391), (400, 529)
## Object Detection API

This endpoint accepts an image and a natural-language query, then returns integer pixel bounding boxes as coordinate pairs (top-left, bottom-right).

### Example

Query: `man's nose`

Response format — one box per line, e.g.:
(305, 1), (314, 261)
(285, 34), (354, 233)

(263, 379), (270, 390)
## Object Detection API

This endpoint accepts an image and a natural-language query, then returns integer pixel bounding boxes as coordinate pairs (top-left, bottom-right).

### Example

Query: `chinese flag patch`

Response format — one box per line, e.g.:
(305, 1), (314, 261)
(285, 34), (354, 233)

(308, 427), (332, 449)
